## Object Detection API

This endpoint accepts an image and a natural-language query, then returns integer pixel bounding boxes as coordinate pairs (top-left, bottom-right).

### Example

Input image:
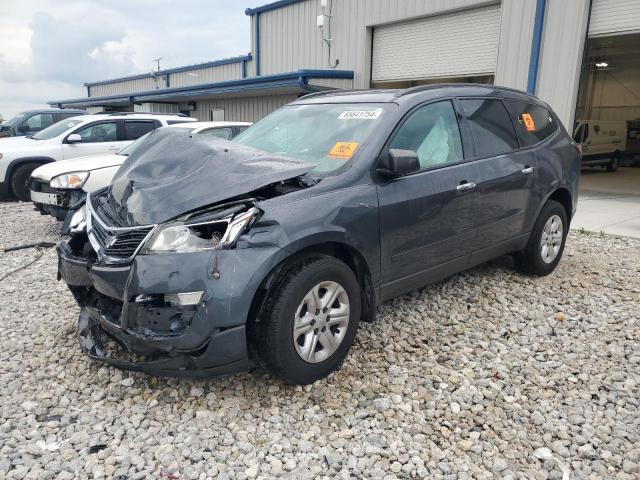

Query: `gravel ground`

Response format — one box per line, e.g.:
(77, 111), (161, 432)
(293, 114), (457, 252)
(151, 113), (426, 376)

(0, 201), (639, 480)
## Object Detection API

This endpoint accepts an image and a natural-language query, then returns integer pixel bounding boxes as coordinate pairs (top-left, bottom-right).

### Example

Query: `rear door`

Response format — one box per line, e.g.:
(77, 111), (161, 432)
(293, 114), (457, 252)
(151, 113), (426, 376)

(459, 98), (539, 251)
(61, 120), (120, 159)
(377, 100), (478, 298)
(122, 120), (159, 147)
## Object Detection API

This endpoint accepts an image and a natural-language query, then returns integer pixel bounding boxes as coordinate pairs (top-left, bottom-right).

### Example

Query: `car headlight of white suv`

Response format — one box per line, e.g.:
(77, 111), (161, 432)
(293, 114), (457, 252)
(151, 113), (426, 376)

(50, 171), (90, 189)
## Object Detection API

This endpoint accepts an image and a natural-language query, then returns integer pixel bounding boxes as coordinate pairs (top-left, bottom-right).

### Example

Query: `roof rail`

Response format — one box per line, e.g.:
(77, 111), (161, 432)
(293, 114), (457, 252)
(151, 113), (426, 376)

(394, 83), (532, 98)
(299, 88), (379, 99)
(93, 112), (189, 117)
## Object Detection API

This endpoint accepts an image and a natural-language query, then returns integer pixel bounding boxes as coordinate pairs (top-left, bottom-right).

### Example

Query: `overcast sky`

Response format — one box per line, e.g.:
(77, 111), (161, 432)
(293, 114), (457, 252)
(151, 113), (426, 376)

(0, 0), (266, 120)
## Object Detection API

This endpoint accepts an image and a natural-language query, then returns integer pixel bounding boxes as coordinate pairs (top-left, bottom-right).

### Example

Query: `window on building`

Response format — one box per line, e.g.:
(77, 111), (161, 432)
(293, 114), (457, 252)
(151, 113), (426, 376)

(460, 99), (519, 157)
(209, 109), (224, 121)
(74, 121), (117, 143)
(124, 120), (157, 140)
(389, 100), (463, 169)
(505, 101), (558, 147)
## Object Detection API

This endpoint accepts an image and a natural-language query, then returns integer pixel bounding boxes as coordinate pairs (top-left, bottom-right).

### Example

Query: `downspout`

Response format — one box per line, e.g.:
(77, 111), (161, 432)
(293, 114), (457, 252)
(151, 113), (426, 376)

(242, 59), (247, 78)
(255, 13), (261, 76)
(527, 0), (547, 95)
(298, 75), (319, 95)
(86, 85), (91, 98)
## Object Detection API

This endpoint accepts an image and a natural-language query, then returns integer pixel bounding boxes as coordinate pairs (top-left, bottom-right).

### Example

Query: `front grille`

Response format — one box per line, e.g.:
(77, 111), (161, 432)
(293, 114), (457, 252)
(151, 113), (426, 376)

(88, 191), (155, 263)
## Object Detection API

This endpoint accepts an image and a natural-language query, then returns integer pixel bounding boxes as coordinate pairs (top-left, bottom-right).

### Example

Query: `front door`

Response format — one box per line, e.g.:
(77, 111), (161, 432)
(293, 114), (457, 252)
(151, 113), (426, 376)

(377, 100), (477, 299)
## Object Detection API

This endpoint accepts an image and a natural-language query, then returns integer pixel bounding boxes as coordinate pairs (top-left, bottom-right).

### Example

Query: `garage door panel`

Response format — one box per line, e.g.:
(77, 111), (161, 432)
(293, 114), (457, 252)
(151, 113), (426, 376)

(590, 0), (640, 37)
(372, 5), (501, 83)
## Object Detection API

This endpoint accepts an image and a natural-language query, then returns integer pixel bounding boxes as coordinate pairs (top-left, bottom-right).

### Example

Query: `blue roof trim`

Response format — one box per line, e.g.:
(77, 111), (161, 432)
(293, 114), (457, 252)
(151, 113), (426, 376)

(84, 54), (252, 87)
(49, 69), (354, 106)
(245, 0), (303, 16)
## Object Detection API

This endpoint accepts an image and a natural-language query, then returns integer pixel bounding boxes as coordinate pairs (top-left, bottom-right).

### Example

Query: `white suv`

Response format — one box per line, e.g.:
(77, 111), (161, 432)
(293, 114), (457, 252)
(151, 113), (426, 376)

(0, 112), (196, 201)
(30, 122), (251, 219)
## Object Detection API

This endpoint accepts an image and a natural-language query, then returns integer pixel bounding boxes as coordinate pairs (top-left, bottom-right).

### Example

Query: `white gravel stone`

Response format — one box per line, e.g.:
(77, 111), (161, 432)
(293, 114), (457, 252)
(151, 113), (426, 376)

(1, 202), (639, 479)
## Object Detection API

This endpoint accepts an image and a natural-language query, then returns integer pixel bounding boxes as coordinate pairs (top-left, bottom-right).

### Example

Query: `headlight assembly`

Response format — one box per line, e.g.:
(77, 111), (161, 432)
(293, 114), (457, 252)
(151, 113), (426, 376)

(147, 207), (260, 254)
(50, 171), (90, 189)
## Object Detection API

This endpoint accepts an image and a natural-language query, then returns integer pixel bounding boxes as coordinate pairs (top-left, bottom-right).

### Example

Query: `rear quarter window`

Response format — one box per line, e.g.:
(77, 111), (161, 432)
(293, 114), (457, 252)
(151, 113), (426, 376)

(505, 101), (558, 147)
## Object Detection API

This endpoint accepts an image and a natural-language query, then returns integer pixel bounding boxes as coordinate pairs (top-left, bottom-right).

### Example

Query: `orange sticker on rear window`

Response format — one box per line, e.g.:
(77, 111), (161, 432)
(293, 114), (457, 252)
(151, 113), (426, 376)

(328, 142), (358, 160)
(522, 113), (536, 132)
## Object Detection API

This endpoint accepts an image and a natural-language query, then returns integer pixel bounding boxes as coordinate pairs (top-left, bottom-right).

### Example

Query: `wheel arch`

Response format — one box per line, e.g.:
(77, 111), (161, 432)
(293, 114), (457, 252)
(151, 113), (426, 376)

(546, 187), (573, 224)
(7, 157), (56, 181)
(247, 240), (377, 335)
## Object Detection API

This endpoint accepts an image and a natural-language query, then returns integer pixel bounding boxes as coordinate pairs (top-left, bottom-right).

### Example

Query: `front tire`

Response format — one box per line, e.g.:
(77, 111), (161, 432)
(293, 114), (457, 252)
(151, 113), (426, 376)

(255, 256), (361, 385)
(10, 162), (41, 201)
(514, 200), (568, 276)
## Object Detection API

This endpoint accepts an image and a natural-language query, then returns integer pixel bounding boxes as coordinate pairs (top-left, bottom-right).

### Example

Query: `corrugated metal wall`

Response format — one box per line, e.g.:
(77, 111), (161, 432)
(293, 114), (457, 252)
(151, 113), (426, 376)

(194, 94), (297, 122)
(256, 0), (497, 88)
(91, 77), (158, 97)
(170, 62), (244, 87)
(494, 0), (537, 91)
(89, 62), (245, 97)
(536, 0), (590, 128)
(589, 0), (640, 37)
(371, 5), (501, 83)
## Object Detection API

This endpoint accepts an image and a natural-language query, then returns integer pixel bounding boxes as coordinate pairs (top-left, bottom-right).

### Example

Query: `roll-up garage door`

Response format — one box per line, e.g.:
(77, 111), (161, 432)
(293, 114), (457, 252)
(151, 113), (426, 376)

(371, 5), (501, 84)
(589, 0), (640, 37)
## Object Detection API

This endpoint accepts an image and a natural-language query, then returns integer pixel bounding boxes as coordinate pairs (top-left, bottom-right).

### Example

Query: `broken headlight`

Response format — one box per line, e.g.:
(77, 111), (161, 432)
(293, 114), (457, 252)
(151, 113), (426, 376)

(50, 171), (89, 189)
(147, 208), (259, 253)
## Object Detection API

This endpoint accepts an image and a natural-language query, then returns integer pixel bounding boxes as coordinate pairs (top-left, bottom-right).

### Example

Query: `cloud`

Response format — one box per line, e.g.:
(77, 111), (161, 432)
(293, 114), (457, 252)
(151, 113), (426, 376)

(0, 0), (266, 119)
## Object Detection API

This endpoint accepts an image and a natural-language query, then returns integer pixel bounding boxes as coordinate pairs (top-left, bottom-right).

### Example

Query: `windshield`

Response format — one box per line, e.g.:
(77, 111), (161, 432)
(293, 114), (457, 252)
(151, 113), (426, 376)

(234, 103), (392, 172)
(32, 119), (83, 140)
(3, 113), (26, 127)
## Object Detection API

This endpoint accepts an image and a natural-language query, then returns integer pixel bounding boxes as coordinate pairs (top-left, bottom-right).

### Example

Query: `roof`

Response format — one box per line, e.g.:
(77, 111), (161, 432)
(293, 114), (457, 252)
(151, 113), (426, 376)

(294, 84), (537, 104)
(245, 0), (304, 16)
(73, 113), (195, 121)
(50, 70), (354, 108)
(164, 121), (252, 130)
(84, 55), (252, 87)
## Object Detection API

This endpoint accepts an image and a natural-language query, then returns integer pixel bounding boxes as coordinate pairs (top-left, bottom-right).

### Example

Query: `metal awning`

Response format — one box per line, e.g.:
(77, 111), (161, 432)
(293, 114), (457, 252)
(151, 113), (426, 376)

(49, 70), (354, 108)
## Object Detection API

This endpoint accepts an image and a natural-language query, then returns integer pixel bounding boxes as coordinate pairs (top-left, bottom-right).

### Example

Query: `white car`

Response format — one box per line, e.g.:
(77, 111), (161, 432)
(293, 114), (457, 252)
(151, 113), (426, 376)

(30, 121), (252, 219)
(0, 112), (196, 201)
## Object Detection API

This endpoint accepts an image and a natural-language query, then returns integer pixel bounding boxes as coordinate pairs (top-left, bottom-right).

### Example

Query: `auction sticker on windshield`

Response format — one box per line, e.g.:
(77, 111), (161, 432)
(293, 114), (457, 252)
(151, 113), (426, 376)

(328, 142), (359, 160)
(338, 110), (382, 120)
(521, 113), (536, 132)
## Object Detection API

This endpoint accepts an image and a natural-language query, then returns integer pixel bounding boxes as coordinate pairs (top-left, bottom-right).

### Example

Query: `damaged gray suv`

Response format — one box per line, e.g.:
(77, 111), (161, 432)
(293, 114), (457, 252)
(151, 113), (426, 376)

(57, 85), (580, 384)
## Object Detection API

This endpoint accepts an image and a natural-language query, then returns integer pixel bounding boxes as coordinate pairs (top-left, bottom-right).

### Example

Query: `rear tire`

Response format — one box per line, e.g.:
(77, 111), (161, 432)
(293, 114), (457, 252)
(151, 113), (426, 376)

(607, 152), (620, 172)
(10, 162), (41, 201)
(514, 200), (568, 276)
(254, 256), (361, 385)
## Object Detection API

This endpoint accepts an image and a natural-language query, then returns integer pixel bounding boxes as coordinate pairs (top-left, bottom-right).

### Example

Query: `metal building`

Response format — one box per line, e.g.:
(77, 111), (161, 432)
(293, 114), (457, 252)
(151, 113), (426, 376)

(49, 0), (640, 135)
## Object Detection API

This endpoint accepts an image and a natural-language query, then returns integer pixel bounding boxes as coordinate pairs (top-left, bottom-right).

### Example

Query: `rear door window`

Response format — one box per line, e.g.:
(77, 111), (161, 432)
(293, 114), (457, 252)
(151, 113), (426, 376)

(460, 99), (519, 157)
(124, 120), (157, 140)
(505, 101), (558, 146)
(24, 113), (54, 131)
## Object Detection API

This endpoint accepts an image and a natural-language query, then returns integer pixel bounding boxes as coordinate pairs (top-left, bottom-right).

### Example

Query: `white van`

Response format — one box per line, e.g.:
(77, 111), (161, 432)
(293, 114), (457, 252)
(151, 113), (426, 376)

(573, 120), (627, 172)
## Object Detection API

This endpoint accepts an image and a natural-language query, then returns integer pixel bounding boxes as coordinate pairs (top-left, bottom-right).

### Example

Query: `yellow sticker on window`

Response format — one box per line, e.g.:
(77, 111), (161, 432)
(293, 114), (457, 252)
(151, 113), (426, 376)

(522, 113), (536, 132)
(328, 142), (359, 160)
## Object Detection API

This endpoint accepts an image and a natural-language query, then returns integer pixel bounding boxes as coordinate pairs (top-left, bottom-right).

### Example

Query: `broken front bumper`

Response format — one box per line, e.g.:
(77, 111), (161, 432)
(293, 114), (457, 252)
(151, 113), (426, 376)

(57, 240), (285, 378)
(30, 178), (85, 220)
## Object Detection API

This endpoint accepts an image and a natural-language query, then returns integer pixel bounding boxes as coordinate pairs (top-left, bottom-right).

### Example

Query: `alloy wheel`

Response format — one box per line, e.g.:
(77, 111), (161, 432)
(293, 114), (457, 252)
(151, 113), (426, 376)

(292, 281), (350, 363)
(540, 214), (563, 263)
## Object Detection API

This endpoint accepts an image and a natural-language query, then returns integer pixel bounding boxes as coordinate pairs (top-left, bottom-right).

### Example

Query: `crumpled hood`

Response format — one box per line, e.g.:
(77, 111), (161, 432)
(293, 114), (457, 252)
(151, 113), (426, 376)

(108, 129), (314, 225)
(32, 153), (124, 181)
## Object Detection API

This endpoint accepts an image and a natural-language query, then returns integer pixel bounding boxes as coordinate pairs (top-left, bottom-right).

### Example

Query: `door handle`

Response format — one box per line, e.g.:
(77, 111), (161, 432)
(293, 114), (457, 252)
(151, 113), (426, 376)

(521, 166), (535, 174)
(456, 181), (476, 191)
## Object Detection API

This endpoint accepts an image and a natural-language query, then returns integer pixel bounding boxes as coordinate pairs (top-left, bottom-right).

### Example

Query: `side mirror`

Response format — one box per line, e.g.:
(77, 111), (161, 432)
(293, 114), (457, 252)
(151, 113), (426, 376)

(66, 133), (82, 143)
(17, 124), (30, 134)
(377, 148), (420, 177)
